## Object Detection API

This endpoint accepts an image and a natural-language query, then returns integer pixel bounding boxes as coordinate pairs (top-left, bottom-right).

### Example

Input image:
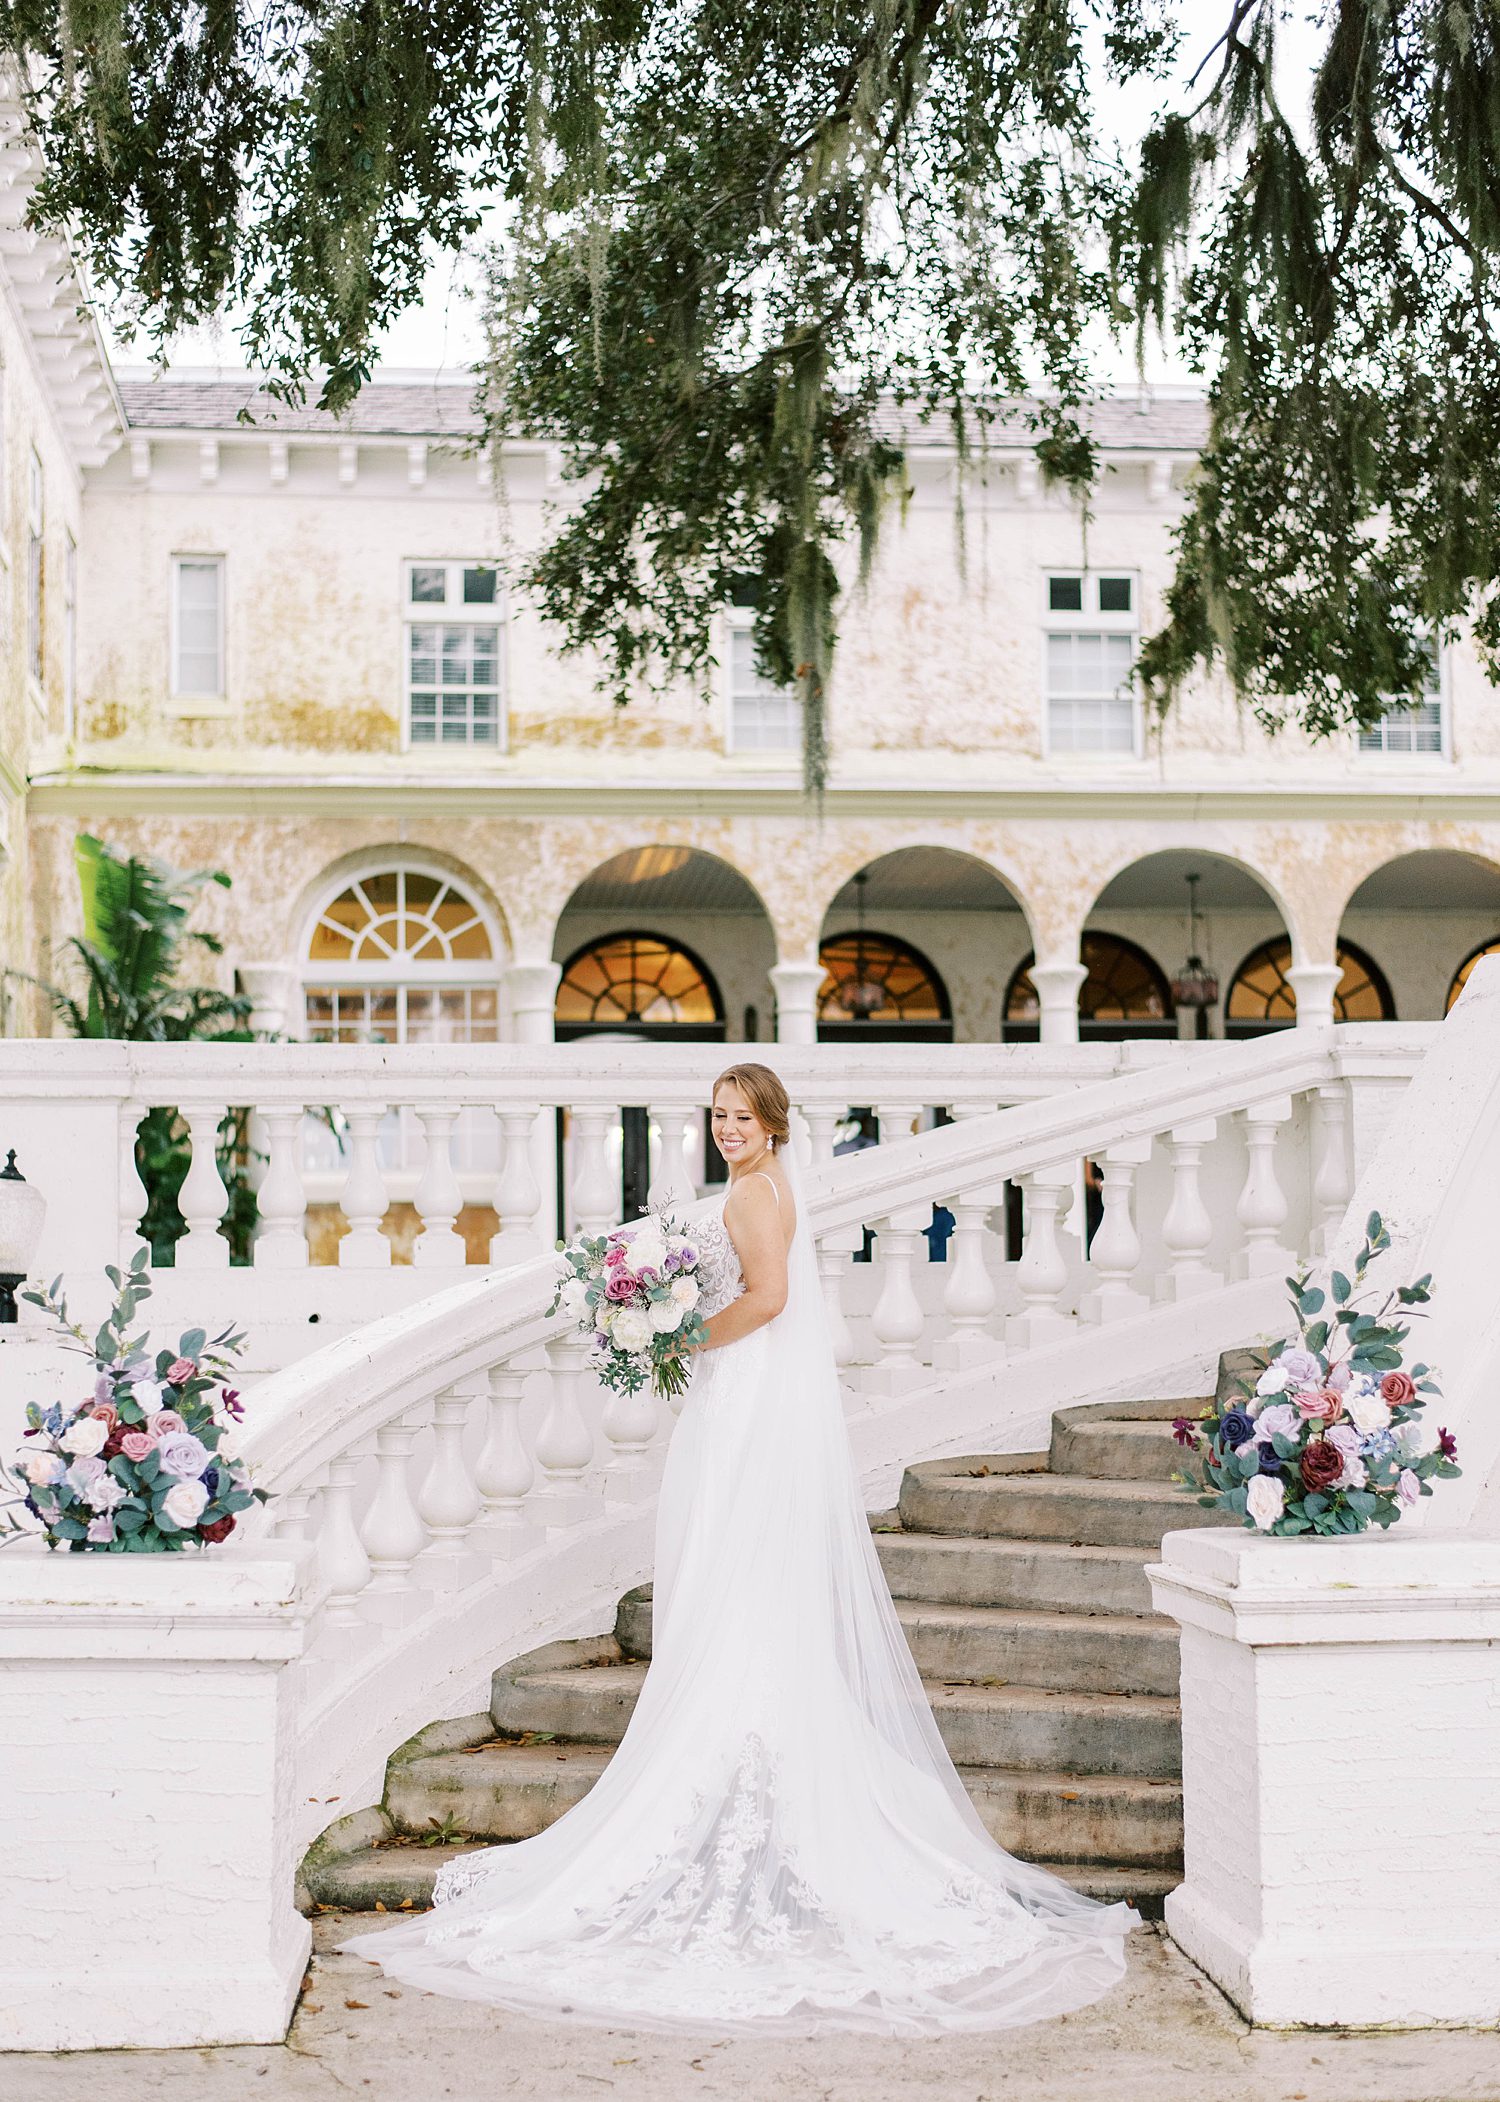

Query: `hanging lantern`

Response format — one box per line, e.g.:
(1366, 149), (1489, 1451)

(836, 872), (886, 1019)
(1169, 872), (1220, 1010)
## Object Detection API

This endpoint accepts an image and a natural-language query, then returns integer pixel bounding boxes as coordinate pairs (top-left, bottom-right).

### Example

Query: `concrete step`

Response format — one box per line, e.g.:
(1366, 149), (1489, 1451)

(1048, 1409), (1188, 1483)
(383, 1738), (1181, 1867)
(307, 1839), (1178, 1922)
(490, 1646), (1181, 1779)
(876, 1531), (1158, 1616)
(898, 1461), (1229, 1551)
(614, 1585), (1177, 1695)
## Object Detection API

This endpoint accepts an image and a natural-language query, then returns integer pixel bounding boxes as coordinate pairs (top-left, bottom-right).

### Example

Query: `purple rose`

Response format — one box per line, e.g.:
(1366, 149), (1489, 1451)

(155, 1432), (211, 1480)
(1397, 1468), (1421, 1508)
(605, 1273), (637, 1303)
(678, 1243), (699, 1268)
(1279, 1348), (1323, 1386)
(93, 1372), (115, 1406)
(85, 1514), (117, 1544)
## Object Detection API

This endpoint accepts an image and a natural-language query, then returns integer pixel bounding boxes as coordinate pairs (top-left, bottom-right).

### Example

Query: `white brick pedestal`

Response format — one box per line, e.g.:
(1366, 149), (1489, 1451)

(0, 1545), (315, 2051)
(1150, 1527), (1500, 2028)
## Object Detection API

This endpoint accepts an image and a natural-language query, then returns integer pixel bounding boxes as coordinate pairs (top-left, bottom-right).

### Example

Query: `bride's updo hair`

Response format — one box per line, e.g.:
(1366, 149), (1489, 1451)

(712, 1062), (791, 1151)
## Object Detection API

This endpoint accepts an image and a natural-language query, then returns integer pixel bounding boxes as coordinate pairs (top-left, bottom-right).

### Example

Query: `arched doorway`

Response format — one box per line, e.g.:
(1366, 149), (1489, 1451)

(1226, 937), (1395, 1033)
(1339, 850), (1500, 1019)
(1448, 939), (1500, 1011)
(816, 929), (952, 1042)
(1004, 934), (1175, 1042)
(551, 847), (768, 1221)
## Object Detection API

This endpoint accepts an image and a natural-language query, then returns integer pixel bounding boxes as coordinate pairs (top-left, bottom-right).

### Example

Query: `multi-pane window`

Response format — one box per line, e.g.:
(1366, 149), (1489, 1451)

(404, 560), (503, 748)
(726, 612), (802, 753)
(1358, 645), (1444, 756)
(1043, 572), (1138, 754)
(63, 533), (76, 734)
(26, 450), (43, 687)
(172, 556), (225, 697)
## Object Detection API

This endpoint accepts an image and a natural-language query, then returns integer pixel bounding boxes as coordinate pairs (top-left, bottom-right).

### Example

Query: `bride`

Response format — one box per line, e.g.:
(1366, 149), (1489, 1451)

(344, 1063), (1135, 2033)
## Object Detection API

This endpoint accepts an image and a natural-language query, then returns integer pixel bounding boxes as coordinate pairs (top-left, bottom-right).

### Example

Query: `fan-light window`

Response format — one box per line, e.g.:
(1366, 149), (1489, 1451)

(556, 935), (721, 1028)
(1227, 938), (1394, 1026)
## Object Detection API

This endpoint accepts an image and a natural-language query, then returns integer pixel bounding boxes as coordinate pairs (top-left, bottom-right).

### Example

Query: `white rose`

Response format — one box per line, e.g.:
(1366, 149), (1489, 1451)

(560, 1278), (590, 1320)
(650, 1298), (685, 1334)
(594, 1302), (613, 1332)
(669, 1277), (699, 1310)
(610, 1307), (653, 1354)
(1254, 1364), (1289, 1399)
(160, 1479), (209, 1529)
(1343, 1389), (1391, 1436)
(132, 1381), (166, 1412)
(1245, 1474), (1285, 1532)
(21, 1450), (64, 1486)
(632, 1240), (668, 1276)
(84, 1474), (127, 1513)
(60, 1415), (109, 1458)
(1395, 1417), (1437, 1461)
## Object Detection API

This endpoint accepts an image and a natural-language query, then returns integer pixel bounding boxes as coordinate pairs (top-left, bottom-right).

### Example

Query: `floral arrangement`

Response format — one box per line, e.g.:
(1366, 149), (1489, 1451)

(1172, 1211), (1460, 1537)
(0, 1251), (265, 1552)
(549, 1209), (708, 1404)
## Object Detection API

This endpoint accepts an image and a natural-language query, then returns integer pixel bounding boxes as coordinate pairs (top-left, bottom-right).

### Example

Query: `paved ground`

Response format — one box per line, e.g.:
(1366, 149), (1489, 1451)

(8, 1916), (1499, 2102)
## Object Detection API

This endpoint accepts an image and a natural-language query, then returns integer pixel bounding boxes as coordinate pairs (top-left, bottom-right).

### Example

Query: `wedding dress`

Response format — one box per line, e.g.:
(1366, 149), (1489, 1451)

(343, 1155), (1135, 2034)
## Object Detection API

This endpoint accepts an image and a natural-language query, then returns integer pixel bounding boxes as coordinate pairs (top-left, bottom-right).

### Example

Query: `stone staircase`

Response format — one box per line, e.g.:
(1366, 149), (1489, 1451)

(302, 1394), (1230, 1920)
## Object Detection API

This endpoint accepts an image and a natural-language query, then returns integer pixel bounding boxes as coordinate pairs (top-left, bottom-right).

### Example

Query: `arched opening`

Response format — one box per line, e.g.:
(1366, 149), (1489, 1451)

(552, 847), (770, 1219)
(1004, 933), (1176, 1043)
(1448, 939), (1500, 1012)
(1226, 937), (1395, 1033)
(1339, 850), (1500, 1020)
(817, 847), (1030, 1046)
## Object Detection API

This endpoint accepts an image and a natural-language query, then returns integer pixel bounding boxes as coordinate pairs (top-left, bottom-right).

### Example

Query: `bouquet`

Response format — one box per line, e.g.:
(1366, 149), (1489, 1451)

(0, 1250), (265, 1553)
(550, 1210), (708, 1404)
(1172, 1211), (1460, 1537)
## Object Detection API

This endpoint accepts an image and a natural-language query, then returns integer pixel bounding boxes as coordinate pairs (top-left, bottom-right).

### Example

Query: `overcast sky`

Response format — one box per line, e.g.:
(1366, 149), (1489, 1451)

(106, 1), (1319, 386)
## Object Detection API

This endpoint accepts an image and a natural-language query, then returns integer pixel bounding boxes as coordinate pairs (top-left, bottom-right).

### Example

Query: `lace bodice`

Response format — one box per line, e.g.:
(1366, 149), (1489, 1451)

(683, 1196), (745, 1319)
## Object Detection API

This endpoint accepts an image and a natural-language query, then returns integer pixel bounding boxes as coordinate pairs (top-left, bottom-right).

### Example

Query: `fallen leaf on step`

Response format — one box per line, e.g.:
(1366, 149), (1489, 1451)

(302, 2004), (322, 2015)
(344, 2000), (368, 2011)
(384, 1990), (402, 1999)
(400, 1899), (415, 1910)
(374, 1901), (387, 1912)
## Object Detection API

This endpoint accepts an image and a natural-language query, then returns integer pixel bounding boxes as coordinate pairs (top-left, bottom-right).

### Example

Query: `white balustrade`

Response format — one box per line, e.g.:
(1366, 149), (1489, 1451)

(801, 1104), (843, 1170)
(1079, 1137), (1152, 1323)
(1235, 1095), (1294, 1278)
(865, 1201), (932, 1395)
(1158, 1117), (1224, 1301)
(1007, 1168), (1076, 1349)
(174, 1104), (232, 1269)
(536, 1333), (601, 1523)
(935, 1192), (1006, 1370)
(319, 1452), (374, 1628)
(490, 1108), (544, 1264)
(474, 1360), (537, 1556)
(267, 1483), (317, 1546)
(599, 1364), (659, 1479)
(338, 1107), (391, 1267)
(253, 1106), (309, 1268)
(412, 1108), (466, 1268)
(646, 1101), (698, 1213)
(816, 1231), (859, 1369)
(359, 1409), (429, 1623)
(416, 1376), (486, 1587)
(118, 1101), (151, 1266)
(1311, 1080), (1353, 1253)
(570, 1107), (618, 1237)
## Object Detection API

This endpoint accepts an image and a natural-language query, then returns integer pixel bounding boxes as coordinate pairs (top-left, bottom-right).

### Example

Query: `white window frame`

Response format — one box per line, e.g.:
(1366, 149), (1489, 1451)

(1356, 641), (1448, 761)
(402, 558), (507, 754)
(168, 553), (231, 715)
(723, 605), (803, 760)
(25, 448), (44, 700)
(62, 531), (76, 741)
(1040, 569), (1142, 759)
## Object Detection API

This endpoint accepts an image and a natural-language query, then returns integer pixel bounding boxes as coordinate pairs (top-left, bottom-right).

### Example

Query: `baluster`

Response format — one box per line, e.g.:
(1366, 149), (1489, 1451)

(600, 1364), (659, 1483)
(338, 1107), (392, 1267)
(1080, 1138), (1153, 1323)
(935, 1190), (1006, 1370)
(816, 1231), (859, 1369)
(174, 1104), (231, 1269)
(1007, 1168), (1076, 1350)
(359, 1409), (429, 1623)
(646, 1101), (697, 1213)
(253, 1105), (309, 1268)
(416, 1376), (486, 1587)
(269, 1482), (318, 1546)
(801, 1104), (841, 1170)
(1159, 1118), (1224, 1300)
(474, 1360), (537, 1557)
(320, 1450), (373, 1628)
(490, 1108), (544, 1265)
(1235, 1096), (1294, 1278)
(877, 1101), (920, 1146)
(536, 1334), (602, 1524)
(571, 1107), (618, 1238)
(865, 1202), (932, 1396)
(413, 1108), (467, 1267)
(118, 1101), (150, 1266)
(1311, 1082), (1352, 1253)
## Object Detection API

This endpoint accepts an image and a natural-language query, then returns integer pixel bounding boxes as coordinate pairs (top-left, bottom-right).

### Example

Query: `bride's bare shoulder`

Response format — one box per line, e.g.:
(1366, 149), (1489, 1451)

(723, 1166), (795, 1243)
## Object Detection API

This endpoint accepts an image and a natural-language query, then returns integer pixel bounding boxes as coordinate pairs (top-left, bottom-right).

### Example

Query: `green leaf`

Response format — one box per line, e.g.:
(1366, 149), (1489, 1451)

(1298, 1288), (1325, 1315)
(1331, 1271), (1351, 1305)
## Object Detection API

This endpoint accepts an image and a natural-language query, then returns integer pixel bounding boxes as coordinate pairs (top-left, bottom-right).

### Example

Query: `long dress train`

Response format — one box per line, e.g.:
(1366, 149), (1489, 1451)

(342, 1157), (1135, 2034)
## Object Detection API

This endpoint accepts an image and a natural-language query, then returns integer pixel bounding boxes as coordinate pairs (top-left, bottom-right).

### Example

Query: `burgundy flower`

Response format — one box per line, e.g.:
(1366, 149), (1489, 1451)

(1171, 1417), (1198, 1448)
(100, 1428), (128, 1461)
(1300, 1439), (1344, 1494)
(199, 1514), (236, 1545)
(1437, 1426), (1459, 1460)
(219, 1387), (244, 1421)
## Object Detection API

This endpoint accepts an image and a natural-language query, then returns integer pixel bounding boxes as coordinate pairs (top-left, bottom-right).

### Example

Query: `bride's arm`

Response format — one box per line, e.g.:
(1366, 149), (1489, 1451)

(695, 1179), (788, 1352)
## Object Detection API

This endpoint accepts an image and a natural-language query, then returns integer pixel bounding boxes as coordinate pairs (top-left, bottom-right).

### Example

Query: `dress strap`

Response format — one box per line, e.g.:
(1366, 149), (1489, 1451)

(750, 1170), (781, 1205)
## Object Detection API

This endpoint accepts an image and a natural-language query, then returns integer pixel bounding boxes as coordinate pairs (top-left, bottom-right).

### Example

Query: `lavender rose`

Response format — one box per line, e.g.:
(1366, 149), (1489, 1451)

(155, 1432), (211, 1480)
(1396, 1468), (1422, 1508)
